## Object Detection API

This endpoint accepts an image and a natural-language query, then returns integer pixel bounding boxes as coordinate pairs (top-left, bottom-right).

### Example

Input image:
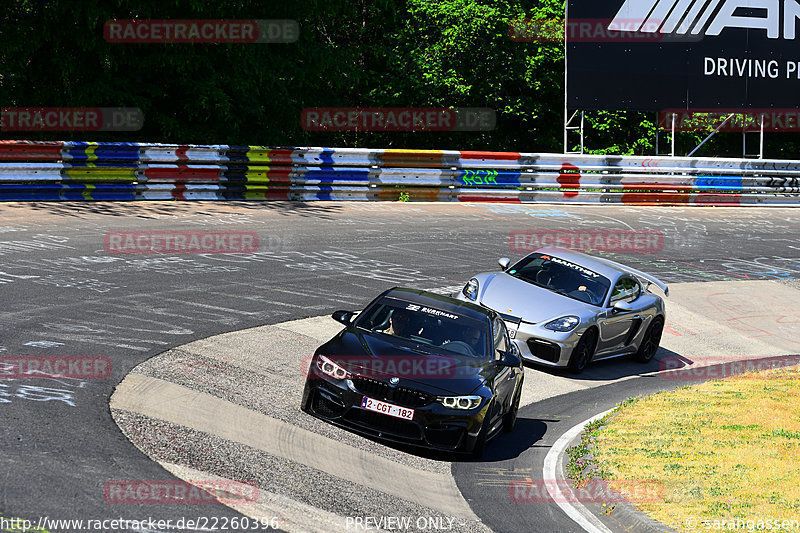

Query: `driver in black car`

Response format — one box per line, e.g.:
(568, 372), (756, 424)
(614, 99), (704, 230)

(385, 309), (413, 337)
(441, 325), (482, 357)
(463, 327), (482, 353)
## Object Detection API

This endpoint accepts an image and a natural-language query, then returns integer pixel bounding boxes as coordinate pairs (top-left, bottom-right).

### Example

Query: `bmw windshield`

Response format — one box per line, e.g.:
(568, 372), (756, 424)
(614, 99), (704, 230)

(355, 297), (491, 359)
(507, 253), (611, 306)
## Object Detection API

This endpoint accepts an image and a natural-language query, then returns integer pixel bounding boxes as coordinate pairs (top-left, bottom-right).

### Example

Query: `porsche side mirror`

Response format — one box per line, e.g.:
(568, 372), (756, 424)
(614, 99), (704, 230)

(611, 301), (634, 313)
(332, 310), (355, 325)
(498, 257), (511, 271)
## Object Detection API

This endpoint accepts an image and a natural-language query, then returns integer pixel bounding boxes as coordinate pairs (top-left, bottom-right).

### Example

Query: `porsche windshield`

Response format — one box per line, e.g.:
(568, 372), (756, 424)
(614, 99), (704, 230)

(507, 253), (611, 306)
(355, 298), (491, 359)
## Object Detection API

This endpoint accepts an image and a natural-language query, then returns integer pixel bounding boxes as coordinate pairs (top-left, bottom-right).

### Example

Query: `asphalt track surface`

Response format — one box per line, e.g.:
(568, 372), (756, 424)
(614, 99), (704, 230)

(2, 201), (800, 533)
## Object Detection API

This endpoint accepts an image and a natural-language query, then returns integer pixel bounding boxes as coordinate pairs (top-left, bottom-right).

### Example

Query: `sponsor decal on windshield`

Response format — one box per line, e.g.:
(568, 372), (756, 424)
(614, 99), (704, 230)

(405, 303), (460, 320)
(541, 255), (601, 278)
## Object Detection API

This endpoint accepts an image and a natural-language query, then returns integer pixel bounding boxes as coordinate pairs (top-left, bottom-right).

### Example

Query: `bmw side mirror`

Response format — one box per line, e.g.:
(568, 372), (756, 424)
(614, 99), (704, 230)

(612, 301), (634, 313)
(498, 257), (511, 271)
(332, 310), (355, 325)
(498, 350), (521, 368)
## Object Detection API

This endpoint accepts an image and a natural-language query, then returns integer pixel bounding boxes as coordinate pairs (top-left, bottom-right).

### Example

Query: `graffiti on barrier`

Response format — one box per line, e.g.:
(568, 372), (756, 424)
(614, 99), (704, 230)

(461, 170), (499, 186)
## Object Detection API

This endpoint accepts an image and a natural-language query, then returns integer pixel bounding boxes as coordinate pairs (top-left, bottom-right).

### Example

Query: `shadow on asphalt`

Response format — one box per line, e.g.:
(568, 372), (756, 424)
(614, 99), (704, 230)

(339, 416), (550, 464)
(478, 417), (550, 463)
(526, 346), (684, 383)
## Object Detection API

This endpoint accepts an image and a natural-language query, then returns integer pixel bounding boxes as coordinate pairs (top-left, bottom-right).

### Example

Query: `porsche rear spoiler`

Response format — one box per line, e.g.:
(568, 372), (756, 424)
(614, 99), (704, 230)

(591, 256), (669, 297)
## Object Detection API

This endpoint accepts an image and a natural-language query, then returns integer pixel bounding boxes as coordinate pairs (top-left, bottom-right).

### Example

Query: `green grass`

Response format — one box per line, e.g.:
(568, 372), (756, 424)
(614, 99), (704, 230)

(588, 363), (800, 531)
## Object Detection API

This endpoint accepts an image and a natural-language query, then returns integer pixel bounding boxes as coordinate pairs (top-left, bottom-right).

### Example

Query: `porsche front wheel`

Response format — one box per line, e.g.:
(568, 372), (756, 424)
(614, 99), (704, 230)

(568, 329), (597, 374)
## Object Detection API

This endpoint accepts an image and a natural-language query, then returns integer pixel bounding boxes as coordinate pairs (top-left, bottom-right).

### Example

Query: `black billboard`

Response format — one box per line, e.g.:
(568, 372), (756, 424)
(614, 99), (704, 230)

(567, 0), (800, 110)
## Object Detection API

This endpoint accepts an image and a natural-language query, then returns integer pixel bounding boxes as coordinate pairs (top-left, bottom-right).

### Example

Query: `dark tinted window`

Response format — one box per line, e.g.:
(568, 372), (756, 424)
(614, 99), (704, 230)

(355, 297), (491, 358)
(507, 253), (611, 306)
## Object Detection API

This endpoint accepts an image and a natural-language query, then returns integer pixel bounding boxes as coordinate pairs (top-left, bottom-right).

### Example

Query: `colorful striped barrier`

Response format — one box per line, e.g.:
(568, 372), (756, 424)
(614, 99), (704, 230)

(1, 141), (800, 205)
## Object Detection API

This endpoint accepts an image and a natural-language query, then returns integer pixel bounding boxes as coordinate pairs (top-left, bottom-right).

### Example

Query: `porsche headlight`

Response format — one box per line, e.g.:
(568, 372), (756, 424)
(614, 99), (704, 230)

(544, 316), (581, 332)
(437, 395), (482, 410)
(462, 278), (479, 301)
(316, 354), (348, 380)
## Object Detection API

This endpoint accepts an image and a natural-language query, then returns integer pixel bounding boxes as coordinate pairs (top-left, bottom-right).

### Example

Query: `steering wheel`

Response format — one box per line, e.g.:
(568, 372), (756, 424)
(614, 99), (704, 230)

(442, 340), (477, 356)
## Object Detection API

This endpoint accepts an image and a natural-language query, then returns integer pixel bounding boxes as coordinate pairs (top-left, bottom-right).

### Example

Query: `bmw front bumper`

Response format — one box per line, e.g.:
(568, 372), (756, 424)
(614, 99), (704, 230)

(300, 365), (490, 453)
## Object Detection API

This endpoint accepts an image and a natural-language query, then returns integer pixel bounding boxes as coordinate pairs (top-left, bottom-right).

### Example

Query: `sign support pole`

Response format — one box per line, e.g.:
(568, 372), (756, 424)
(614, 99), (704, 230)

(563, 3), (568, 154)
(671, 113), (676, 157)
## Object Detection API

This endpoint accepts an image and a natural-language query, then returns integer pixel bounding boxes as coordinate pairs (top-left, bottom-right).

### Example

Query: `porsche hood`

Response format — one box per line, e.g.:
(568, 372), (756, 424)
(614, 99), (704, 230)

(476, 272), (596, 323)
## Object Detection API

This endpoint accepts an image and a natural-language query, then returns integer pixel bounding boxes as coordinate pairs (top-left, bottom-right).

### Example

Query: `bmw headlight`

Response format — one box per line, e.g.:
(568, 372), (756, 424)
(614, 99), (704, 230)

(316, 354), (348, 380)
(437, 395), (482, 410)
(544, 316), (581, 332)
(462, 278), (479, 301)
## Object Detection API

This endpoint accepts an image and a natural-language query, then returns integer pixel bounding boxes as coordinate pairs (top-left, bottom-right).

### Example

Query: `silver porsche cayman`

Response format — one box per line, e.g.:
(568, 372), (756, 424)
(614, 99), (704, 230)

(456, 247), (668, 373)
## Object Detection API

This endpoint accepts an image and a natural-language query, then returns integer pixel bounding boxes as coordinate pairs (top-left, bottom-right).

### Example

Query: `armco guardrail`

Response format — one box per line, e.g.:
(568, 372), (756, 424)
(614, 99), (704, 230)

(1, 140), (800, 205)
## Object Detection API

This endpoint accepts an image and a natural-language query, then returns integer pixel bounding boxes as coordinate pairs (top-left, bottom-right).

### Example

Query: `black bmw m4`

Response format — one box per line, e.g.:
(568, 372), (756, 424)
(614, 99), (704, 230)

(301, 287), (524, 458)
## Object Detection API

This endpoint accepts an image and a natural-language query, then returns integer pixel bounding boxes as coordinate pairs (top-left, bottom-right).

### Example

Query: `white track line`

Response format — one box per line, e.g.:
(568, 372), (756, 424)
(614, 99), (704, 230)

(543, 409), (615, 533)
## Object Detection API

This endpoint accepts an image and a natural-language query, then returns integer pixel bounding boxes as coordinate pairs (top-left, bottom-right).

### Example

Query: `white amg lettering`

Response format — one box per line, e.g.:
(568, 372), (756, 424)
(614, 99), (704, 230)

(609, 0), (800, 39)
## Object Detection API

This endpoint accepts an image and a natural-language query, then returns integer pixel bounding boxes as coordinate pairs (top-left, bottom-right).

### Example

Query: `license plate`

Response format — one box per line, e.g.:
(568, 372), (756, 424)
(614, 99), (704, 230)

(505, 323), (518, 338)
(360, 396), (414, 421)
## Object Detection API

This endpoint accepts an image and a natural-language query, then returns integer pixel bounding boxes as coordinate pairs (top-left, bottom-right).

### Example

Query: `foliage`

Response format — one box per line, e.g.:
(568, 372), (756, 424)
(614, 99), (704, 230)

(1, 0), (798, 156)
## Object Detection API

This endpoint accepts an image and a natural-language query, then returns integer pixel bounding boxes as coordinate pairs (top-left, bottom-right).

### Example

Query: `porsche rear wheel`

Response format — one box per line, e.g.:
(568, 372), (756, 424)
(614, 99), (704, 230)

(635, 316), (664, 363)
(568, 329), (597, 374)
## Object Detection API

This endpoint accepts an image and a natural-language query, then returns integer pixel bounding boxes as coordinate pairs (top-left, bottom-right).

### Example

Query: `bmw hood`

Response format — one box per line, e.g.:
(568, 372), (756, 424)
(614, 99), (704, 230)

(478, 272), (595, 323)
(317, 330), (487, 396)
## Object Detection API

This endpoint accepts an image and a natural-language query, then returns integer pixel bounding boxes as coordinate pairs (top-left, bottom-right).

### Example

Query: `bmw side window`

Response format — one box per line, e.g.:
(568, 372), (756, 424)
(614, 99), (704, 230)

(610, 278), (640, 304)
